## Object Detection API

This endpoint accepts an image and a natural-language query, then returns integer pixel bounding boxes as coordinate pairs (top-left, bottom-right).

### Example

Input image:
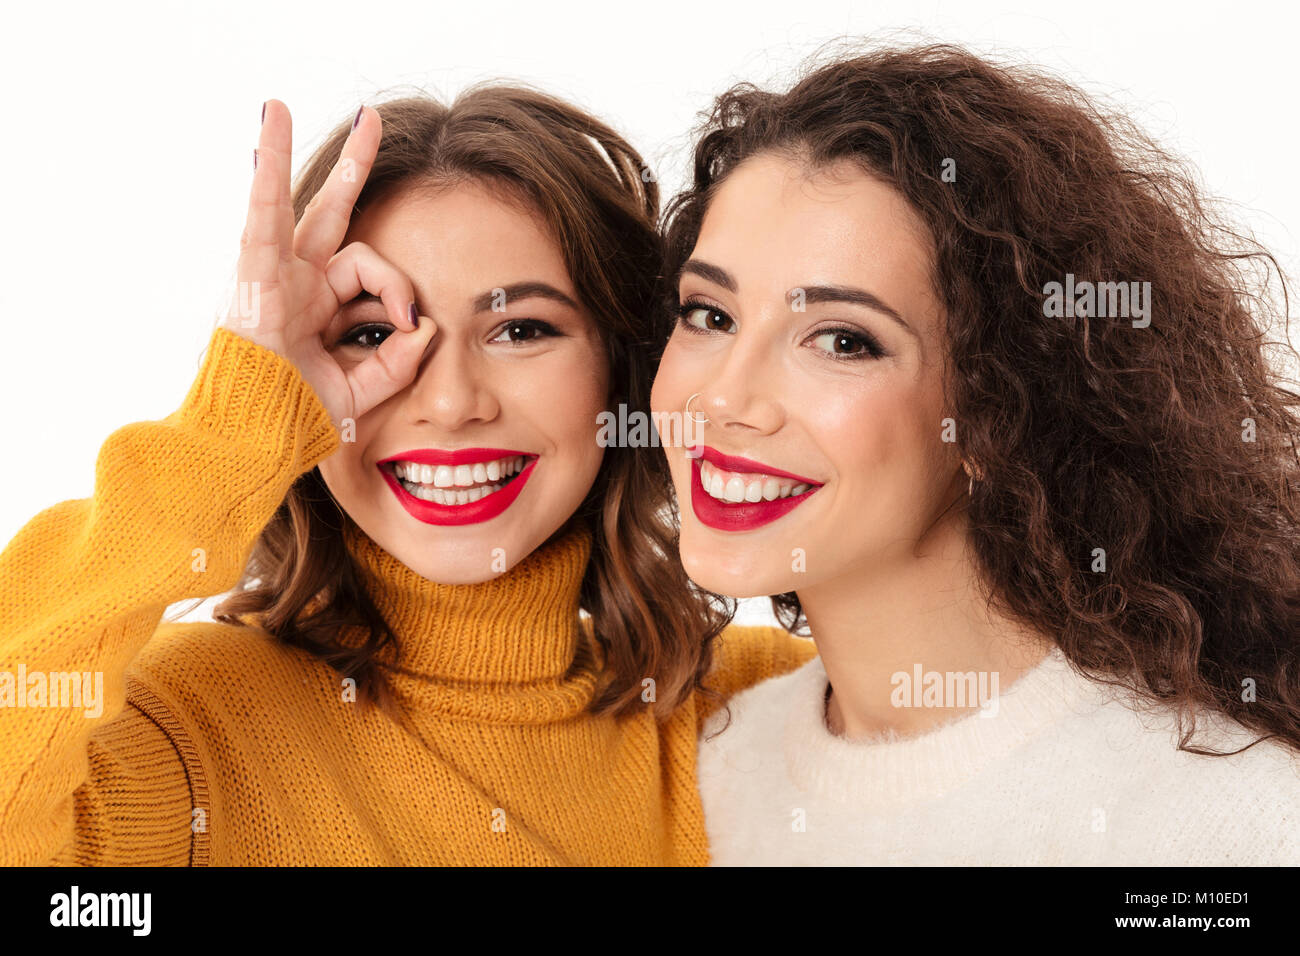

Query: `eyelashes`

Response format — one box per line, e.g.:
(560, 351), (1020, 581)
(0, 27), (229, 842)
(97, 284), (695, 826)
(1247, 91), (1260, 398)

(807, 328), (887, 360)
(487, 318), (563, 344)
(335, 318), (563, 350)
(675, 298), (888, 361)
(339, 304), (886, 361)
(336, 322), (394, 350)
(676, 301), (736, 334)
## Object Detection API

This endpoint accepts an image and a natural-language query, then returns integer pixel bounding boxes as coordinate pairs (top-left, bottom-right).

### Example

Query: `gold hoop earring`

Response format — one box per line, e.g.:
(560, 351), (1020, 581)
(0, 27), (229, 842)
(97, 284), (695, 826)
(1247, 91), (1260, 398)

(685, 392), (709, 424)
(962, 459), (981, 497)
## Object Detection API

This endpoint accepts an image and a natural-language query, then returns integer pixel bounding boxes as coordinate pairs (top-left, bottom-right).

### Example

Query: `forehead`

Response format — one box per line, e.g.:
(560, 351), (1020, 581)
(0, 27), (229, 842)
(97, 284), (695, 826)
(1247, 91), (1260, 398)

(344, 180), (574, 292)
(693, 151), (935, 302)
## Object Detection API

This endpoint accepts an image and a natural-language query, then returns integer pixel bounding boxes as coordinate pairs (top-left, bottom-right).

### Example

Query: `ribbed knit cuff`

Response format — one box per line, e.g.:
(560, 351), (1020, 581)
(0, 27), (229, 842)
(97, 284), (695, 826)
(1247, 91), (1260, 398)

(167, 325), (340, 473)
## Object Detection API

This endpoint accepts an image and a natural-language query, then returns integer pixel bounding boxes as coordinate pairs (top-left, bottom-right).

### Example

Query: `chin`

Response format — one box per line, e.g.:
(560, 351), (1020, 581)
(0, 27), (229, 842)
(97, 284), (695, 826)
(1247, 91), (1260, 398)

(680, 539), (788, 600)
(393, 542), (501, 585)
(419, 567), (506, 586)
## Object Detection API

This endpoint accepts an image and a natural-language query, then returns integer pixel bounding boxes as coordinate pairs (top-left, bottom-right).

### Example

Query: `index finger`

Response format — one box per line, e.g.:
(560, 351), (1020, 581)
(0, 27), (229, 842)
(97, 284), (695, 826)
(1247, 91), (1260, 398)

(293, 105), (380, 267)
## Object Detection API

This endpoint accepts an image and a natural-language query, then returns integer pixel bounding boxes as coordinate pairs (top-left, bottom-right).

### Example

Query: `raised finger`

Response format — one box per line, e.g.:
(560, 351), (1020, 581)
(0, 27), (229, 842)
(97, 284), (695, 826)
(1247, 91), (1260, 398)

(294, 105), (380, 266)
(324, 240), (422, 333)
(240, 108), (291, 287)
(257, 99), (295, 258)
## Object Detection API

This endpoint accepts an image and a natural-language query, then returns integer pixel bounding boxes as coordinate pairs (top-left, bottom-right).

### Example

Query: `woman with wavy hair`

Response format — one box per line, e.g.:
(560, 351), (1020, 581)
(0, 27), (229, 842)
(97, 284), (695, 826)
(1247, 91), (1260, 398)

(0, 89), (813, 866)
(651, 42), (1300, 864)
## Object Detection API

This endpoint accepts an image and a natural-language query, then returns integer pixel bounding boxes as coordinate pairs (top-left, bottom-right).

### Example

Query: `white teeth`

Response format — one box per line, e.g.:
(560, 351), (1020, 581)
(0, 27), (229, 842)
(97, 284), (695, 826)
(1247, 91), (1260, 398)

(391, 454), (533, 504)
(699, 459), (816, 504)
(394, 456), (529, 486)
(401, 480), (506, 504)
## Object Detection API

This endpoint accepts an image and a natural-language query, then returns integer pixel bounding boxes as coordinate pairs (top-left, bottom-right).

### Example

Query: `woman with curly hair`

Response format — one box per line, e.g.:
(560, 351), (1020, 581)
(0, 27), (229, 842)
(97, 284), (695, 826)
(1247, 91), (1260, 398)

(650, 42), (1300, 864)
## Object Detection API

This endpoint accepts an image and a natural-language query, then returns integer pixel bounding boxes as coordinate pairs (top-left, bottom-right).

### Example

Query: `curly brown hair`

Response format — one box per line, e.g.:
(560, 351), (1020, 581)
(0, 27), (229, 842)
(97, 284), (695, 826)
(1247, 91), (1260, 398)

(659, 41), (1300, 755)
(211, 85), (732, 719)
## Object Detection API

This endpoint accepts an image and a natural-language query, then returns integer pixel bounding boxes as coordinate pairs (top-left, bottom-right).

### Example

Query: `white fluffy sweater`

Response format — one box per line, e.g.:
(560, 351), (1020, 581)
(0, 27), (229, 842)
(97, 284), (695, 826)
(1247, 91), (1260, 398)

(698, 645), (1300, 865)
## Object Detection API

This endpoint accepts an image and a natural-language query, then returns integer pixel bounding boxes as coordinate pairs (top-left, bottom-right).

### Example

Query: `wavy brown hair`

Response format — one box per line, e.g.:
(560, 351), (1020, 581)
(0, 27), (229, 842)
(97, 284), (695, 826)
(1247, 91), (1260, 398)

(211, 84), (731, 718)
(659, 42), (1300, 755)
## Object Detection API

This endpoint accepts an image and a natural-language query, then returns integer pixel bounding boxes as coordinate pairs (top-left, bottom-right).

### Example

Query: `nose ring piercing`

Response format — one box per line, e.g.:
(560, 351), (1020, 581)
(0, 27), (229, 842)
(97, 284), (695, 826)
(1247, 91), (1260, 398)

(685, 392), (709, 424)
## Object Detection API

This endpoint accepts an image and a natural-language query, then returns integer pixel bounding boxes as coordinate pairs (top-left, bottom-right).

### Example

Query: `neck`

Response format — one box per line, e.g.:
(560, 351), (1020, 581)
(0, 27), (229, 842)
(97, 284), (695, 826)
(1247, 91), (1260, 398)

(801, 508), (1052, 741)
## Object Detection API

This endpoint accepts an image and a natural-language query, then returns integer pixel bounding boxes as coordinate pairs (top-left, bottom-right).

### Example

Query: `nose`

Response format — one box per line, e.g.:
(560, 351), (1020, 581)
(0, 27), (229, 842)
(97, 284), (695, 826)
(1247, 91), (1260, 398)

(694, 314), (785, 437)
(406, 334), (500, 430)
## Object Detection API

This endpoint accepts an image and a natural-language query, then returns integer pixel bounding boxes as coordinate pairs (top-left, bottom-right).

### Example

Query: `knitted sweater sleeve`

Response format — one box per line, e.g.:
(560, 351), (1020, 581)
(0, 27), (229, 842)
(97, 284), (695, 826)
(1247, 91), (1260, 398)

(697, 624), (818, 732)
(0, 326), (339, 865)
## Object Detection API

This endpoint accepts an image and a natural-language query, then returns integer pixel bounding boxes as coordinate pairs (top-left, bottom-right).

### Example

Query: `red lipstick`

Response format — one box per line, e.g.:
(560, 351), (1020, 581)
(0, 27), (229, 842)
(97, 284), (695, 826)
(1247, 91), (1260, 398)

(377, 447), (536, 526)
(689, 445), (822, 532)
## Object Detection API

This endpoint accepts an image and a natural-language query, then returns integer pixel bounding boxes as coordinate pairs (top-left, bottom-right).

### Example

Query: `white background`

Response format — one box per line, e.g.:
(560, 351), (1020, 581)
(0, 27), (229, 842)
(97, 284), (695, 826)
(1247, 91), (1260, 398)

(2, 0), (1296, 627)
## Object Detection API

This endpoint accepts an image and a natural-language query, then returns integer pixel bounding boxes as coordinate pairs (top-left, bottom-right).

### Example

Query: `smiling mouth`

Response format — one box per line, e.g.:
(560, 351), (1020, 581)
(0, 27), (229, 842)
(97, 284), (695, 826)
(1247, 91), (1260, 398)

(382, 454), (534, 506)
(379, 455), (533, 509)
(688, 445), (823, 532)
(696, 458), (815, 503)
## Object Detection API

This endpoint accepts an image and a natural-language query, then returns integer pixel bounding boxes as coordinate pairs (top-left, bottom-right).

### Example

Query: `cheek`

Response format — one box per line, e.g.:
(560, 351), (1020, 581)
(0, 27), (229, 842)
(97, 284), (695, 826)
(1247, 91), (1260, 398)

(318, 416), (376, 487)
(510, 350), (609, 465)
(821, 389), (953, 506)
(806, 383), (916, 479)
(650, 344), (701, 477)
(650, 338), (695, 413)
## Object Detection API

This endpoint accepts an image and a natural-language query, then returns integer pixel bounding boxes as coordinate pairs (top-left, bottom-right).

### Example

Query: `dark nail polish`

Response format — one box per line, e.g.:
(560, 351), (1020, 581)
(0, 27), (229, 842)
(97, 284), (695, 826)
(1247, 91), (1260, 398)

(353, 106), (364, 131)
(261, 101), (266, 125)
(408, 303), (419, 328)
(253, 148), (258, 171)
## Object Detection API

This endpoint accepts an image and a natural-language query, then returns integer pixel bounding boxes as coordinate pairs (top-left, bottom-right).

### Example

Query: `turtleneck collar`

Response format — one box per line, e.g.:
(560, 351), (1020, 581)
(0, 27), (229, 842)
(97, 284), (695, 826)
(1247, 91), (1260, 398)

(336, 517), (601, 723)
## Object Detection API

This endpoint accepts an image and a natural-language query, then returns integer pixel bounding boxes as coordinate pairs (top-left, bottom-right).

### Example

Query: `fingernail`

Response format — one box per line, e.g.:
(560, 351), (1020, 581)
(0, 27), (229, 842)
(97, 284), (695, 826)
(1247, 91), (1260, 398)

(261, 101), (266, 125)
(253, 148), (258, 171)
(353, 106), (364, 131)
(408, 303), (419, 328)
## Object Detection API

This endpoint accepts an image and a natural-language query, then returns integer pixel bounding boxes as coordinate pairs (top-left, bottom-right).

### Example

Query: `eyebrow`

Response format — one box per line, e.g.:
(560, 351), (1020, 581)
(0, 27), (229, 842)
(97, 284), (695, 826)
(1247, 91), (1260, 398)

(679, 258), (915, 337)
(345, 281), (582, 315)
(474, 281), (581, 313)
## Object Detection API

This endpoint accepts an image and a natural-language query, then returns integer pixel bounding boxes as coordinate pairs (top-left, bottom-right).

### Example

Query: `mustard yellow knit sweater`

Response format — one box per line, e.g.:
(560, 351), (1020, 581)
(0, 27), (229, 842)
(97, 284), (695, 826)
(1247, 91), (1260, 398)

(0, 326), (815, 866)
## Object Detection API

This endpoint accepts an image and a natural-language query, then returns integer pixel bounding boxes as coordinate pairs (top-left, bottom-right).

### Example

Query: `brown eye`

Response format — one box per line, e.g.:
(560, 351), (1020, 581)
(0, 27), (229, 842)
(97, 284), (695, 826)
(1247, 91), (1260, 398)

(808, 328), (886, 360)
(679, 304), (734, 333)
(337, 323), (394, 350)
(488, 319), (561, 344)
(812, 331), (862, 355)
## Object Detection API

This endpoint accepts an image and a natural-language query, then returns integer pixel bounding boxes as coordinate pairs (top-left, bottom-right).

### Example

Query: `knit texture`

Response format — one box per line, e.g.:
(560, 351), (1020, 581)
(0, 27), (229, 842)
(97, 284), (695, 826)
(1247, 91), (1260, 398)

(699, 646), (1300, 865)
(0, 325), (817, 866)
